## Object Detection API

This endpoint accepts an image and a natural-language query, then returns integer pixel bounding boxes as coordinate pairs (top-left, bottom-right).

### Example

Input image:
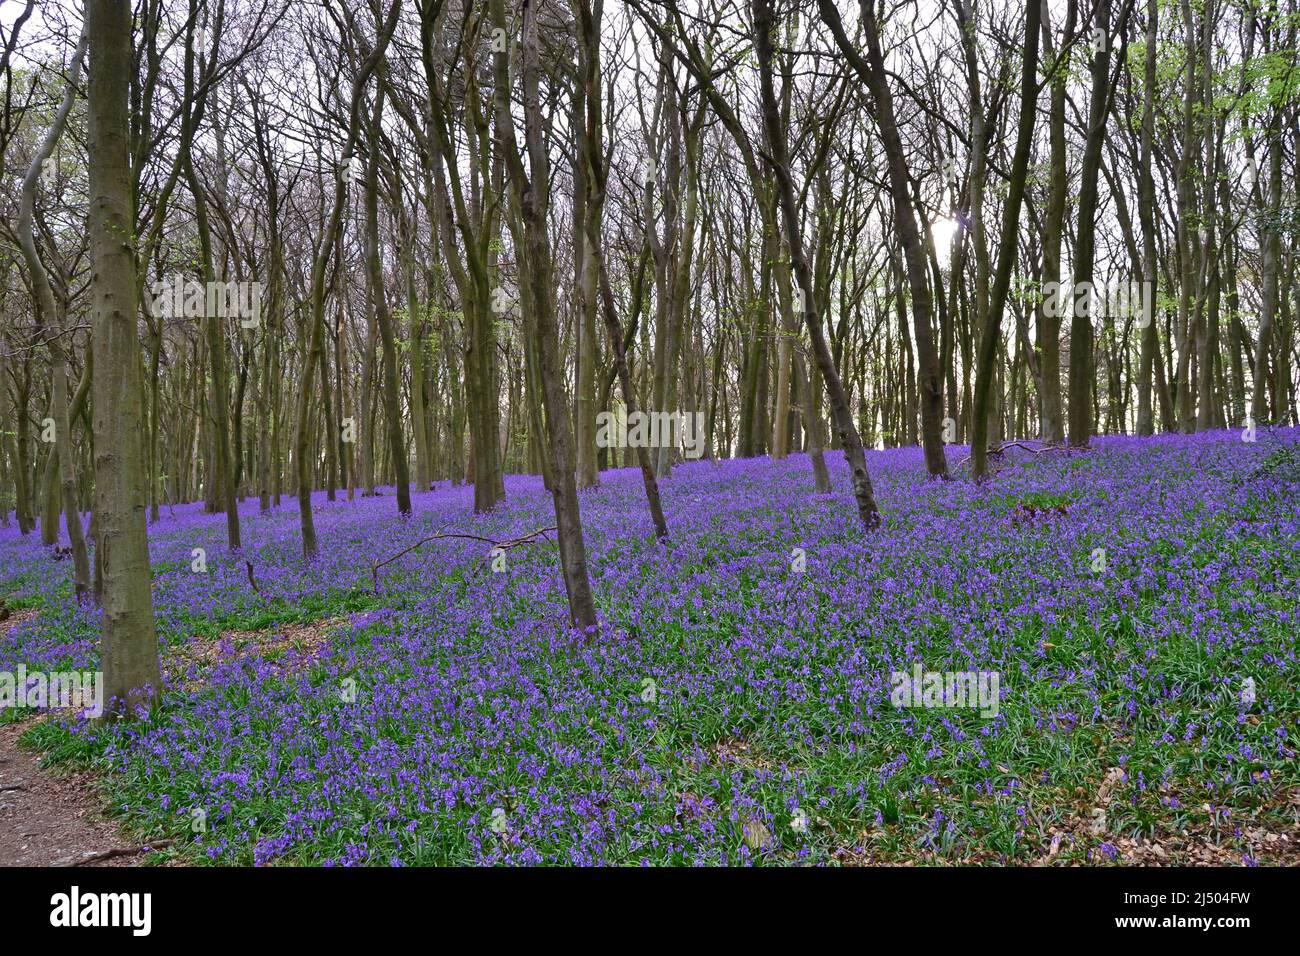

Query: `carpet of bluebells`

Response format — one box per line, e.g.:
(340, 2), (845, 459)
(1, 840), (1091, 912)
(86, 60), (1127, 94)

(1, 429), (1297, 866)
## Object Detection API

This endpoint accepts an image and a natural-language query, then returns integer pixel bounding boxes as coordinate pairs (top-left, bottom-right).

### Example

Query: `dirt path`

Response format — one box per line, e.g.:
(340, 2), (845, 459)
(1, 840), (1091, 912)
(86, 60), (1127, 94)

(0, 720), (150, 866)
(0, 606), (161, 867)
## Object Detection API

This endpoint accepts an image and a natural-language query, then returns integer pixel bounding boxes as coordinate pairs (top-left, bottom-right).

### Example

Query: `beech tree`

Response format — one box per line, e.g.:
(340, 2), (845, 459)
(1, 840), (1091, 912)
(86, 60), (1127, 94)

(86, 0), (161, 715)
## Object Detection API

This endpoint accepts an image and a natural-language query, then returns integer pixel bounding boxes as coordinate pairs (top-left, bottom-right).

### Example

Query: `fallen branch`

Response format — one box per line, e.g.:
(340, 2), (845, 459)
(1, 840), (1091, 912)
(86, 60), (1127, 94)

(991, 441), (1058, 457)
(0, 783), (26, 792)
(370, 526), (557, 593)
(57, 839), (176, 867)
(955, 440), (1063, 470)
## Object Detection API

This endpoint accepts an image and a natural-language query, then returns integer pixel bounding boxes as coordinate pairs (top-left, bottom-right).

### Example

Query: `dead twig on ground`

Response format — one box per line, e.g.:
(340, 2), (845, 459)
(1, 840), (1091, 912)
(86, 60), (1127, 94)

(56, 839), (176, 866)
(955, 441), (1065, 470)
(370, 526), (557, 593)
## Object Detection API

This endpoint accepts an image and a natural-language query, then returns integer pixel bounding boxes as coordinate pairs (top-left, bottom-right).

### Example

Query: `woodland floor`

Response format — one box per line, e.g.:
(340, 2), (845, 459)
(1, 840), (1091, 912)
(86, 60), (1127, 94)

(0, 611), (167, 867)
(1, 430), (1299, 865)
(0, 719), (145, 867)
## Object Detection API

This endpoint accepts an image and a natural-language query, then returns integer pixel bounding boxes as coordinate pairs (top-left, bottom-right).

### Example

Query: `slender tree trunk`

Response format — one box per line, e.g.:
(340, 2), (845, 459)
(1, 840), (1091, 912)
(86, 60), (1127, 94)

(818, 0), (947, 478)
(760, 0), (881, 529)
(16, 25), (91, 597)
(1038, 0), (1075, 443)
(573, 7), (602, 489)
(972, 0), (1040, 479)
(294, 2), (400, 556)
(1069, 0), (1113, 448)
(1135, 0), (1160, 436)
(1252, 104), (1284, 423)
(364, 88), (412, 515)
(495, 0), (599, 629)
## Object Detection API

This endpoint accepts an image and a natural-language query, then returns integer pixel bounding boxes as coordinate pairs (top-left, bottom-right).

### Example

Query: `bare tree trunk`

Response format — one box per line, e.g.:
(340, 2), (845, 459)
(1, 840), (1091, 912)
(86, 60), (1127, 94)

(578, 0), (666, 537)
(1135, 0), (1159, 436)
(1069, 0), (1114, 448)
(1252, 102), (1284, 423)
(1038, 0), (1074, 443)
(759, 0), (882, 529)
(17, 25), (91, 597)
(398, 195), (431, 493)
(573, 7), (602, 489)
(295, 1), (400, 556)
(177, 10), (240, 550)
(87, 0), (161, 716)
(495, 0), (600, 630)
(972, 0), (1040, 479)
(598, 258), (669, 539)
(364, 87), (412, 516)
(818, 0), (947, 479)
